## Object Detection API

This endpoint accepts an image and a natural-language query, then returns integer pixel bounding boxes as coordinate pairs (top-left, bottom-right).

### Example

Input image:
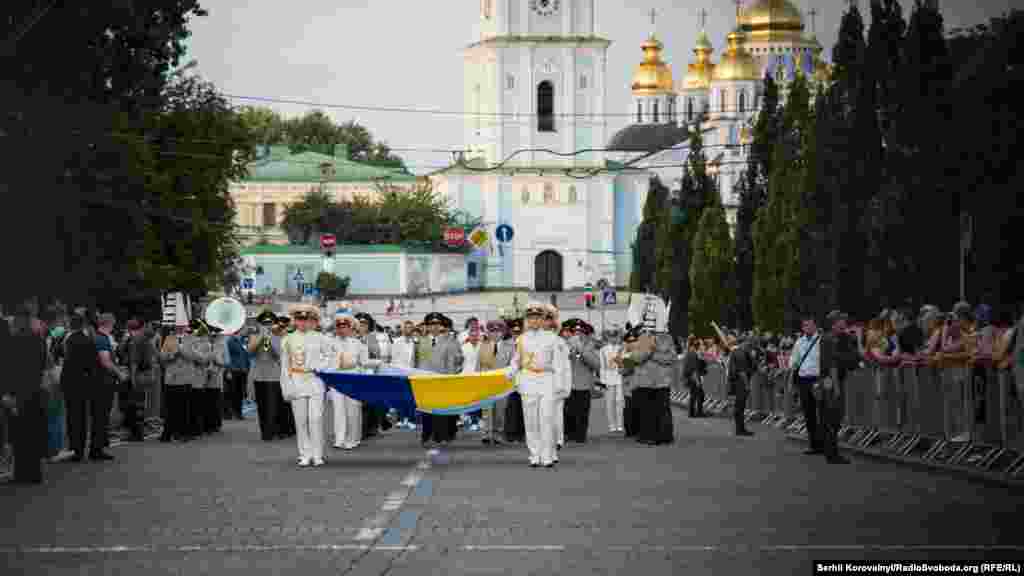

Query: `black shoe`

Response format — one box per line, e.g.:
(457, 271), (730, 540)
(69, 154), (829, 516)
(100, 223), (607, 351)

(481, 438), (492, 444)
(530, 463), (539, 468)
(736, 431), (754, 437)
(544, 463), (555, 468)
(827, 456), (849, 464)
(89, 451), (114, 461)
(804, 448), (823, 455)
(70, 452), (84, 462)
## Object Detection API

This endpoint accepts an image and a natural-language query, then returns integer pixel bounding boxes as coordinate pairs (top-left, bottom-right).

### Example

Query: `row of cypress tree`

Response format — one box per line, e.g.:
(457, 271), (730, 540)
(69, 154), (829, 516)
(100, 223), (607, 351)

(631, 0), (1023, 339)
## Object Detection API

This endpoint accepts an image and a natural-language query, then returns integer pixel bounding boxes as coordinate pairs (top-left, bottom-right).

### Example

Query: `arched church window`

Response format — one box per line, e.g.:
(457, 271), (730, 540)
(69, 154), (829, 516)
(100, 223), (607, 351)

(537, 81), (555, 132)
(568, 185), (578, 203)
(720, 90), (727, 112)
(543, 183), (555, 204)
(521, 186), (531, 204)
(687, 97), (694, 121)
(506, 74), (515, 90)
(738, 91), (746, 113)
(653, 100), (659, 123)
(579, 74), (588, 90)
(637, 102), (643, 123)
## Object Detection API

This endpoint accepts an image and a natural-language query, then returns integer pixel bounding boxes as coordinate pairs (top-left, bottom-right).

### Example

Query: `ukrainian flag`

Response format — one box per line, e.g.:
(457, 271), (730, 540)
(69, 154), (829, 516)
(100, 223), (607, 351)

(316, 366), (515, 419)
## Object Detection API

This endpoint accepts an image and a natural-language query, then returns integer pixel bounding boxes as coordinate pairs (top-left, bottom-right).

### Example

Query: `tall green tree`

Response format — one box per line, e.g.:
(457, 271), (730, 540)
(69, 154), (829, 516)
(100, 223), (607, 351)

(689, 189), (734, 339)
(733, 74), (782, 331)
(629, 176), (668, 293)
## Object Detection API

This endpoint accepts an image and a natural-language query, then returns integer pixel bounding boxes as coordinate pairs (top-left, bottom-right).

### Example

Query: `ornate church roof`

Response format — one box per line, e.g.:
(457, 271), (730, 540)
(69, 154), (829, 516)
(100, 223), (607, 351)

(683, 30), (716, 90)
(606, 123), (690, 152)
(712, 30), (759, 82)
(632, 34), (675, 94)
(739, 0), (804, 40)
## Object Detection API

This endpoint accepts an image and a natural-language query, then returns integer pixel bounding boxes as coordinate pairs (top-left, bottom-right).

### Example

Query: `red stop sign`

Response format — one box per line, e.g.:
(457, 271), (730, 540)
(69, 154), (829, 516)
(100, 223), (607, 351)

(444, 227), (465, 246)
(320, 234), (336, 249)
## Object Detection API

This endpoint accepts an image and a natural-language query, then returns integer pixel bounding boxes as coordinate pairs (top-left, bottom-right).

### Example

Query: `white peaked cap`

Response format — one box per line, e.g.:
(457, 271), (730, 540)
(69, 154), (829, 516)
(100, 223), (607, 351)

(525, 300), (546, 315)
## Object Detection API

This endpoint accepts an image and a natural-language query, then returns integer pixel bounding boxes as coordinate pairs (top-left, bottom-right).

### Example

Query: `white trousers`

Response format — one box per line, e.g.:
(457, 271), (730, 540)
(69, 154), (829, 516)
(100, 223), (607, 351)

(328, 388), (362, 446)
(522, 392), (556, 465)
(605, 384), (624, 431)
(553, 396), (566, 446)
(290, 394), (324, 463)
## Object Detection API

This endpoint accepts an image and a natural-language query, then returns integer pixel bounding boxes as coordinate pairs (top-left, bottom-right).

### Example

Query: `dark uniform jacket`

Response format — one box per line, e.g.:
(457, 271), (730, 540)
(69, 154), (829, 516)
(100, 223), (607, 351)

(59, 330), (99, 396)
(820, 331), (860, 383)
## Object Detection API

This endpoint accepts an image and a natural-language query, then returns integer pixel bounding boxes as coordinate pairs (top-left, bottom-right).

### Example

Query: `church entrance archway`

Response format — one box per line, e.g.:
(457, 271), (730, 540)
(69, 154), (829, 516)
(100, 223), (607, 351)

(534, 250), (563, 292)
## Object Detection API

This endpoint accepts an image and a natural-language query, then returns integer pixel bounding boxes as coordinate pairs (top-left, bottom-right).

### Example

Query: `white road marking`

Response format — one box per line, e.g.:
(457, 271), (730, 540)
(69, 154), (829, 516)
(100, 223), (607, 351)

(354, 528), (383, 541)
(0, 544), (419, 554)
(4, 544), (1021, 555)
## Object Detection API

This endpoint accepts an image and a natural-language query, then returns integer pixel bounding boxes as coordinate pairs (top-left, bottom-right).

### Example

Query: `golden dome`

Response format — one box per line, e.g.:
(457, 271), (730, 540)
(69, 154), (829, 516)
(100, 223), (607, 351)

(684, 30), (715, 90)
(632, 35), (674, 94)
(739, 0), (804, 31)
(712, 31), (759, 82)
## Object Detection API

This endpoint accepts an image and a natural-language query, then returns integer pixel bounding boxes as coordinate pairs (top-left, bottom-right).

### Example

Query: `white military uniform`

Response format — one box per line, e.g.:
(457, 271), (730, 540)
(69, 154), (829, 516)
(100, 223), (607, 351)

(552, 331), (571, 451)
(280, 328), (328, 466)
(508, 327), (566, 466)
(600, 342), (624, 432)
(329, 334), (371, 449)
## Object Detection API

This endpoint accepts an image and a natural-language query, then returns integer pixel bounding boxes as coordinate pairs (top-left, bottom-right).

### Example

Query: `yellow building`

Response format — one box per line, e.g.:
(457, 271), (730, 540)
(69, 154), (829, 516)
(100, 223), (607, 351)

(230, 145), (419, 245)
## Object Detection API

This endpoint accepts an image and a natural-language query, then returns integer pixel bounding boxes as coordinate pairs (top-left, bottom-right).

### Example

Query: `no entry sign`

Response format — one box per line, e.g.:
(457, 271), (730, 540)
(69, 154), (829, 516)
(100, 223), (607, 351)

(444, 227), (465, 246)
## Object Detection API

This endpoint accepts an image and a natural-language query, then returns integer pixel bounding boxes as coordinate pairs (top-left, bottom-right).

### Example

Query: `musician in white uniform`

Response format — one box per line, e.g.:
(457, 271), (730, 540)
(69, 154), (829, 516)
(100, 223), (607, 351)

(329, 310), (374, 450)
(544, 304), (571, 454)
(280, 305), (328, 467)
(506, 302), (566, 468)
(600, 329), (625, 433)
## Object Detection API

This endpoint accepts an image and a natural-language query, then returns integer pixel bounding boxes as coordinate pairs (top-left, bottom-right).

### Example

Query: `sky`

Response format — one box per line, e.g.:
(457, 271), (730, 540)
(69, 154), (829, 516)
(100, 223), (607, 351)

(186, 0), (1015, 175)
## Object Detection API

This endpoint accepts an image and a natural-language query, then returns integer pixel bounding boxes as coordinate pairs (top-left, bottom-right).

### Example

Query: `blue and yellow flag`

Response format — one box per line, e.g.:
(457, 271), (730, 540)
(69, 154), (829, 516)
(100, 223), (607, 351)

(316, 366), (515, 419)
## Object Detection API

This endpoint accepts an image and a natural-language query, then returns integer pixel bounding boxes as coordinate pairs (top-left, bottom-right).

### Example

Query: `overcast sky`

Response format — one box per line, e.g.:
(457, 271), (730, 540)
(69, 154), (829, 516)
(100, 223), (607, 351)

(186, 0), (1014, 175)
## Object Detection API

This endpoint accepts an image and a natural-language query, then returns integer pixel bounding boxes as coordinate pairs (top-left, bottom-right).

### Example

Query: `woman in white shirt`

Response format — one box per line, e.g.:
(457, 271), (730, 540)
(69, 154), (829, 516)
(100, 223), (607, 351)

(460, 324), (483, 431)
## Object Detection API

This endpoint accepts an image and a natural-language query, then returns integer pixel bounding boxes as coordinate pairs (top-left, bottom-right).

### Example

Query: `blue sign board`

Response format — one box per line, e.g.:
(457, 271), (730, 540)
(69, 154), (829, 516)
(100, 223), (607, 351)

(602, 289), (617, 306)
(495, 224), (514, 243)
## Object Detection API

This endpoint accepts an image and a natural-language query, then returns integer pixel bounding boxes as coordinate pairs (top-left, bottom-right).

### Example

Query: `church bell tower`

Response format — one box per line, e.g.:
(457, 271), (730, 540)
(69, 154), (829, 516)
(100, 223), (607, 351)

(467, 0), (610, 168)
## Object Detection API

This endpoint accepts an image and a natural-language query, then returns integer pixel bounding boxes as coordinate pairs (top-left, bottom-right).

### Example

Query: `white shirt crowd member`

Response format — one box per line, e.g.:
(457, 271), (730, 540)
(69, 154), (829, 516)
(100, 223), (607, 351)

(390, 326), (416, 368)
(507, 304), (567, 468)
(600, 340), (625, 433)
(461, 337), (481, 374)
(280, 307), (328, 467)
(545, 305), (571, 453)
(329, 312), (375, 450)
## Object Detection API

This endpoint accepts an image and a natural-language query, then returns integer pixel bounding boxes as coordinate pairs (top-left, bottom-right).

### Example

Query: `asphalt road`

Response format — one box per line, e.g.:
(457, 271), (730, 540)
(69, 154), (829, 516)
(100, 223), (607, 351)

(2, 400), (1022, 575)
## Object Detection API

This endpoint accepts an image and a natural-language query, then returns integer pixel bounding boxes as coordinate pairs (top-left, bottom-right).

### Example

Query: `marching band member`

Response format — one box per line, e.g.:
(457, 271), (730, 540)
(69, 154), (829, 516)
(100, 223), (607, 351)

(544, 304), (571, 453)
(501, 319), (526, 443)
(479, 320), (509, 444)
(280, 305), (328, 467)
(390, 320), (418, 429)
(599, 328), (625, 433)
(416, 312), (463, 447)
(248, 310), (284, 441)
(507, 302), (564, 468)
(563, 319), (600, 443)
(159, 321), (201, 442)
(330, 310), (370, 450)
(273, 316), (296, 438)
(204, 325), (229, 434)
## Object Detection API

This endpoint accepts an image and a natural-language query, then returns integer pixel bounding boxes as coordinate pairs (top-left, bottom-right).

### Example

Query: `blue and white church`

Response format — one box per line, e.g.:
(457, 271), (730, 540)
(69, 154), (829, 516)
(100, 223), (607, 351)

(430, 0), (831, 292)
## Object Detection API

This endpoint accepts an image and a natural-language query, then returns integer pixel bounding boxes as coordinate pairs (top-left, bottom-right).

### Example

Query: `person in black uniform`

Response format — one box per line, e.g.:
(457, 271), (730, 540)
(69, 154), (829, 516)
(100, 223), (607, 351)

(726, 334), (755, 437)
(3, 307), (50, 483)
(61, 314), (103, 460)
(502, 318), (526, 443)
(818, 310), (861, 464)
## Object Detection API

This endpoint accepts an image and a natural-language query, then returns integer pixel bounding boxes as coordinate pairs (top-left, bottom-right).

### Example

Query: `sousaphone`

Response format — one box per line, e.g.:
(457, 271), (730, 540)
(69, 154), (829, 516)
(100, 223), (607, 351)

(204, 297), (247, 335)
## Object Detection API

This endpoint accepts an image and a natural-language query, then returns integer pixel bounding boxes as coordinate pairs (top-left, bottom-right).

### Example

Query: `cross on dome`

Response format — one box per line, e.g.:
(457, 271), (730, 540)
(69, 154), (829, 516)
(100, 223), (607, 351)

(699, 8), (709, 29)
(733, 0), (744, 22)
(808, 7), (818, 33)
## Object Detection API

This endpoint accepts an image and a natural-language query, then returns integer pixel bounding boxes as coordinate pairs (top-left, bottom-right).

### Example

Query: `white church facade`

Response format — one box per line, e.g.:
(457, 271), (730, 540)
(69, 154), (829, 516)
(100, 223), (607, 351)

(430, 0), (830, 291)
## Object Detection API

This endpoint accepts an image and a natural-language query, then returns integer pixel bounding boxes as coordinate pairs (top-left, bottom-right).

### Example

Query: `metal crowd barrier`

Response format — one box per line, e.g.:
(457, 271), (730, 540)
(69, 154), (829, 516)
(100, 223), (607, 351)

(668, 360), (1024, 484)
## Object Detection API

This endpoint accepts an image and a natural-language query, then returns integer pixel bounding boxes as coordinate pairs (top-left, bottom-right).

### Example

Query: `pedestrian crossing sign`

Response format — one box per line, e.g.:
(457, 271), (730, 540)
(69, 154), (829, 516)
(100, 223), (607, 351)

(602, 289), (616, 306)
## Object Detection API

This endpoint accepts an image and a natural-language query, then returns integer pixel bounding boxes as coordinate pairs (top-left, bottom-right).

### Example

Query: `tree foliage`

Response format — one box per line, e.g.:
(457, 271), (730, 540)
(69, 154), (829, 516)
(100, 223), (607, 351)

(237, 107), (405, 169)
(279, 180), (463, 249)
(689, 190), (734, 339)
(1, 1), (248, 318)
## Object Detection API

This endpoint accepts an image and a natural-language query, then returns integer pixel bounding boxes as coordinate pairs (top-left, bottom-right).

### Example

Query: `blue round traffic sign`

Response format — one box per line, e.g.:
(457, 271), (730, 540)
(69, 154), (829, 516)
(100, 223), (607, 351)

(496, 224), (514, 243)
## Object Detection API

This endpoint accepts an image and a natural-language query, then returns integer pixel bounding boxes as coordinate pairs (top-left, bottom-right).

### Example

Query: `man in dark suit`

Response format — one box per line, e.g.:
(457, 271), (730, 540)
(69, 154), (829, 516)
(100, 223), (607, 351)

(818, 310), (862, 464)
(61, 314), (105, 461)
(415, 312), (463, 446)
